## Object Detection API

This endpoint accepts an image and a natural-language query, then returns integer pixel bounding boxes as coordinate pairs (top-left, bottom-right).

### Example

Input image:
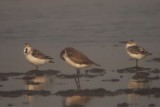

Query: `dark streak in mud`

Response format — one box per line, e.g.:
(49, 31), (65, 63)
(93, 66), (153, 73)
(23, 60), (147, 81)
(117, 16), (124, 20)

(56, 68), (105, 79)
(131, 70), (160, 81)
(55, 88), (113, 96)
(132, 72), (150, 79)
(150, 58), (160, 62)
(0, 72), (24, 77)
(117, 66), (151, 73)
(55, 87), (160, 98)
(86, 68), (106, 74)
(149, 104), (156, 107)
(8, 103), (15, 107)
(119, 41), (127, 44)
(0, 70), (60, 81)
(116, 88), (160, 98)
(117, 102), (129, 107)
(149, 69), (160, 73)
(26, 81), (41, 85)
(25, 70), (60, 76)
(56, 74), (83, 79)
(102, 79), (120, 82)
(20, 76), (35, 81)
(113, 44), (120, 47)
(0, 90), (51, 97)
(0, 72), (24, 81)
(0, 76), (8, 81)
(85, 68), (106, 76)
(56, 74), (97, 79)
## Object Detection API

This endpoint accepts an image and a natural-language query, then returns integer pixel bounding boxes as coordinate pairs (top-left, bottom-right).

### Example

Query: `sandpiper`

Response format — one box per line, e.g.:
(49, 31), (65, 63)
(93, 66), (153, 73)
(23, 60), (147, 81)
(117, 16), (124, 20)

(24, 43), (54, 70)
(60, 47), (100, 74)
(126, 40), (151, 67)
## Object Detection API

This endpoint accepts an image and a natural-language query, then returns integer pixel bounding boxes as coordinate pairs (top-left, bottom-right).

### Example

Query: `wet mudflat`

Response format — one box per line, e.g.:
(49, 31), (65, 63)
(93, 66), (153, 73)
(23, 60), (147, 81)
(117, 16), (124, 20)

(1, 66), (160, 107)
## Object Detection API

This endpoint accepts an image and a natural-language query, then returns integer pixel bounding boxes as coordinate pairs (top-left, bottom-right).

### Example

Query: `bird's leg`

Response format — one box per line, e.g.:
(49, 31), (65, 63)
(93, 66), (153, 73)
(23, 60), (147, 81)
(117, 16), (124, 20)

(85, 70), (89, 76)
(76, 69), (80, 75)
(75, 69), (81, 91)
(36, 66), (39, 71)
(136, 59), (138, 68)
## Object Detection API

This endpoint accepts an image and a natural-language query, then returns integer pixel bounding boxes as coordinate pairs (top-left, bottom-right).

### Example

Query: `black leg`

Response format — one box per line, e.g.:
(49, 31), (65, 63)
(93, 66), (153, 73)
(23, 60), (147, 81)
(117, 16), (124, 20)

(74, 77), (80, 91)
(76, 69), (80, 75)
(75, 78), (80, 91)
(136, 59), (138, 67)
(75, 69), (81, 91)
(36, 66), (38, 70)
(85, 70), (89, 76)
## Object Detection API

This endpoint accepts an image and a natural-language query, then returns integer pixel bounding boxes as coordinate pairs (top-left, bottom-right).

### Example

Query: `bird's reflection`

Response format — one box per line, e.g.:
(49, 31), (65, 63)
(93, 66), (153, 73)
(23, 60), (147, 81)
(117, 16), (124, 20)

(128, 79), (150, 107)
(25, 75), (49, 90)
(64, 74), (91, 107)
(74, 72), (81, 91)
(25, 70), (54, 103)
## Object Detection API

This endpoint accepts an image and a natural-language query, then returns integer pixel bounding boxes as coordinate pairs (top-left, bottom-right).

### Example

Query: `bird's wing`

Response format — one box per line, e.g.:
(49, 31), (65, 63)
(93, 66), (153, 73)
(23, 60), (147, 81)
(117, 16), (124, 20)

(32, 49), (53, 59)
(128, 46), (150, 55)
(67, 48), (99, 65)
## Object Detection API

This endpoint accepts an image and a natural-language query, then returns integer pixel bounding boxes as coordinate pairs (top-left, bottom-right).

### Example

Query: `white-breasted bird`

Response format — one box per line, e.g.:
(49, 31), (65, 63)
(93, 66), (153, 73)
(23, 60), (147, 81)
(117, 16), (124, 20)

(60, 47), (100, 74)
(24, 43), (54, 70)
(126, 40), (151, 67)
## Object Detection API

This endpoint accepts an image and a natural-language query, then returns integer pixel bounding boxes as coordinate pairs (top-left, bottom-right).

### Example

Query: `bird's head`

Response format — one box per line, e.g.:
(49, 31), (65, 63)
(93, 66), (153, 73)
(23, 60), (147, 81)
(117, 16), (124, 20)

(24, 43), (32, 54)
(126, 40), (136, 48)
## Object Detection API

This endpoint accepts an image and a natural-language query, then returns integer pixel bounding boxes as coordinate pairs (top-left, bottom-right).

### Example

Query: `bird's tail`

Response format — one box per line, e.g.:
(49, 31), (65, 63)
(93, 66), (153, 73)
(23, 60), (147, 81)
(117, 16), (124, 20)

(49, 60), (54, 63)
(147, 52), (152, 56)
(93, 62), (101, 66)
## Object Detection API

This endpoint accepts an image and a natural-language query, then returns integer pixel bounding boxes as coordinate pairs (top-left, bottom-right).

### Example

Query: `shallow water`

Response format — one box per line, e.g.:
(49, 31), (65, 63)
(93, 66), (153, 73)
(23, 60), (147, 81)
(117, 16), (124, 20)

(0, 0), (160, 107)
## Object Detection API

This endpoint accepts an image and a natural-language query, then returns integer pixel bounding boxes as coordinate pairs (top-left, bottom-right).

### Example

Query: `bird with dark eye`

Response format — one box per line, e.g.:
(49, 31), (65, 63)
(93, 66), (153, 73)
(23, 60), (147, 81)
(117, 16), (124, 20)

(60, 47), (100, 75)
(25, 48), (28, 53)
(23, 43), (54, 70)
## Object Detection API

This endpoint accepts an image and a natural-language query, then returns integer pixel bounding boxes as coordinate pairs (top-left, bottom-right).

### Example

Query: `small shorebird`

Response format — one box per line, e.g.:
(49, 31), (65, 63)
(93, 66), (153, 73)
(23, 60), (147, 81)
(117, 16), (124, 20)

(60, 47), (100, 74)
(126, 40), (151, 67)
(24, 43), (54, 70)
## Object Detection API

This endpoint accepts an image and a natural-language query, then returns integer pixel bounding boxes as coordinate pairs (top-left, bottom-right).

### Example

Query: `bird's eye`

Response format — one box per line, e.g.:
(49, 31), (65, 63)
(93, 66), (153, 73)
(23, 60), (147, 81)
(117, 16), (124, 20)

(25, 48), (28, 53)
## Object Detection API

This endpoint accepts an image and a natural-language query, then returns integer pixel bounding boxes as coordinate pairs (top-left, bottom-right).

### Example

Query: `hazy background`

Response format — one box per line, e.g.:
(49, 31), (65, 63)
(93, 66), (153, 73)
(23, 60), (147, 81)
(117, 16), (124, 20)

(0, 0), (160, 72)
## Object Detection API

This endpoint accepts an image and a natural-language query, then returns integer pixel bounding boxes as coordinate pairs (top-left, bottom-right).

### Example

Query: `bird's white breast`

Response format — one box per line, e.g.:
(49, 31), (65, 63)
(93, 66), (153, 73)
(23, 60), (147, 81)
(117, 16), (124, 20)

(25, 54), (49, 66)
(63, 55), (88, 69)
(127, 51), (146, 60)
